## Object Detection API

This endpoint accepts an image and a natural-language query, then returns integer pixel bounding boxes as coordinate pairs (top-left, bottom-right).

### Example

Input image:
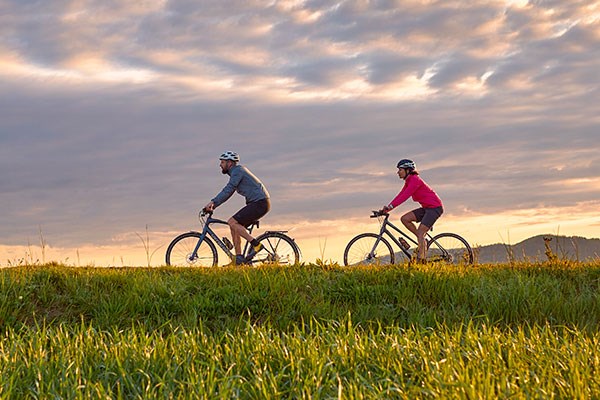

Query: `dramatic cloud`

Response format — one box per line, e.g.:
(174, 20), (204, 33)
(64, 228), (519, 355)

(1, 0), (599, 264)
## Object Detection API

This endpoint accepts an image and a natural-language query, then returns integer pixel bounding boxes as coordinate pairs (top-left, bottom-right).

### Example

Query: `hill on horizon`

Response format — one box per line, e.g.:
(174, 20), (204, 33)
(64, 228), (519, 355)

(473, 234), (600, 263)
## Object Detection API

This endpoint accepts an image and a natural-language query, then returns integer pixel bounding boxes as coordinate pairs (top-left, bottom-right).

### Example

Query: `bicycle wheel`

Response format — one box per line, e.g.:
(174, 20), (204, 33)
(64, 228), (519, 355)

(427, 233), (473, 265)
(252, 232), (300, 266)
(165, 232), (218, 267)
(344, 233), (395, 266)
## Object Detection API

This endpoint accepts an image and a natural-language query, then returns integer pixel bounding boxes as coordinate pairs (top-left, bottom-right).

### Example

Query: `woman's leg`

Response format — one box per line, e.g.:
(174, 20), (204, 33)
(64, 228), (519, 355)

(402, 210), (430, 261)
(401, 211), (418, 236)
(416, 223), (430, 261)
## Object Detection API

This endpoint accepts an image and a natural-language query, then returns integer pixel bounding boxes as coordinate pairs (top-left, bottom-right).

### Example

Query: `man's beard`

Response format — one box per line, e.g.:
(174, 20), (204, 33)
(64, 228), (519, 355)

(221, 166), (228, 174)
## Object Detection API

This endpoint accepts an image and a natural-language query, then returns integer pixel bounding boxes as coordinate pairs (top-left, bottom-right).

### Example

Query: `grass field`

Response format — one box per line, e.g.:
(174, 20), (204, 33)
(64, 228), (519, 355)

(1, 261), (600, 398)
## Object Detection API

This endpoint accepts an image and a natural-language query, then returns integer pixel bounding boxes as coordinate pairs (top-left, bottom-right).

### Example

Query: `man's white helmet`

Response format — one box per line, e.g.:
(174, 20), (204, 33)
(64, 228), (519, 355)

(219, 151), (240, 162)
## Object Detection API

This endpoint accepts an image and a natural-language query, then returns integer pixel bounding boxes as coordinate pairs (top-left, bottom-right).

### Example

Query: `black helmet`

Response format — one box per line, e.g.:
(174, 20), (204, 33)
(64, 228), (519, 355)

(397, 159), (416, 169)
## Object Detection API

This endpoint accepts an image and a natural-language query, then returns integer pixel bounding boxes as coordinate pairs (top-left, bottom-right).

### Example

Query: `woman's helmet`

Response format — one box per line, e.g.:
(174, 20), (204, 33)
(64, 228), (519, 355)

(219, 151), (240, 162)
(397, 159), (416, 170)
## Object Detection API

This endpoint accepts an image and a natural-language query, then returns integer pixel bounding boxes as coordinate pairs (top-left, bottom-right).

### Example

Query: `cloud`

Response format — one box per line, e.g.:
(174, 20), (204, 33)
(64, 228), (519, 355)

(5, 0), (597, 103)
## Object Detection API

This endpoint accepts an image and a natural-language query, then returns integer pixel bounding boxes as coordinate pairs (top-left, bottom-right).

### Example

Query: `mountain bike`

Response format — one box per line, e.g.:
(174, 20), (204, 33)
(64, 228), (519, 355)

(344, 210), (474, 266)
(165, 210), (301, 267)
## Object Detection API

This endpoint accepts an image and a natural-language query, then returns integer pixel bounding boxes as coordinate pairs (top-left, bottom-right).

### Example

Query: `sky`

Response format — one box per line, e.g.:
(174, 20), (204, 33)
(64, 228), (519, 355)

(1, 0), (599, 266)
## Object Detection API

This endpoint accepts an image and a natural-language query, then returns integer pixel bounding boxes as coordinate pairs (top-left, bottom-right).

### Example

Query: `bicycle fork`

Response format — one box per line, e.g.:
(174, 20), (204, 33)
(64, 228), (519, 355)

(367, 225), (391, 260)
(189, 229), (212, 262)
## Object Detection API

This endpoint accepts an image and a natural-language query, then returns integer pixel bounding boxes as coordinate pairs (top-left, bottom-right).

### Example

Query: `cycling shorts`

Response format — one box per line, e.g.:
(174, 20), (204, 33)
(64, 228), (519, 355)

(412, 206), (444, 228)
(233, 198), (271, 227)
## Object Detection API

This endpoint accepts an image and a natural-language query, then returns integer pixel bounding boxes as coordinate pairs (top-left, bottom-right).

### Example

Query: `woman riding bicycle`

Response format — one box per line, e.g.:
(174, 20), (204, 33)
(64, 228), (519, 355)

(380, 159), (443, 264)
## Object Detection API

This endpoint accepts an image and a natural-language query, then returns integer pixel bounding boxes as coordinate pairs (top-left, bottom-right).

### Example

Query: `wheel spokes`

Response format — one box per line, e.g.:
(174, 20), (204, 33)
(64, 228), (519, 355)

(253, 235), (297, 265)
(344, 234), (393, 266)
(427, 235), (472, 265)
(168, 235), (215, 267)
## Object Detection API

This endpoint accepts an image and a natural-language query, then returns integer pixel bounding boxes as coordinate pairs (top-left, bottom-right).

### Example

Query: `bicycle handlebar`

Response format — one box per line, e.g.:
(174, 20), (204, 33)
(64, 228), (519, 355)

(199, 209), (214, 218)
(371, 210), (388, 218)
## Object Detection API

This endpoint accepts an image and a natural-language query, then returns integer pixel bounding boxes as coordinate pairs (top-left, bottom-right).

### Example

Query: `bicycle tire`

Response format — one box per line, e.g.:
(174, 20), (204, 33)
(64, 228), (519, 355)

(251, 232), (300, 266)
(343, 233), (395, 266)
(165, 232), (218, 267)
(427, 232), (473, 265)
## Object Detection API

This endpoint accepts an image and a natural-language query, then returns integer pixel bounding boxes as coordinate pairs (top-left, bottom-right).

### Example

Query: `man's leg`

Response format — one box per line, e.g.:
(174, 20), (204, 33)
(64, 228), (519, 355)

(229, 199), (271, 262)
(228, 217), (255, 256)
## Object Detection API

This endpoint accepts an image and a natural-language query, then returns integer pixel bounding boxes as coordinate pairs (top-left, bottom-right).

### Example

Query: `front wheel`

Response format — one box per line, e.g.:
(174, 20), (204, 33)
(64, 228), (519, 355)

(344, 233), (395, 266)
(165, 232), (218, 267)
(251, 232), (300, 266)
(427, 233), (474, 265)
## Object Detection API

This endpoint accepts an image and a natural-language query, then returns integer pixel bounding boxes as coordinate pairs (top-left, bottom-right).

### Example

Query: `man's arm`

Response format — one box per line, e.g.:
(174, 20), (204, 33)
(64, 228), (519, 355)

(210, 167), (243, 208)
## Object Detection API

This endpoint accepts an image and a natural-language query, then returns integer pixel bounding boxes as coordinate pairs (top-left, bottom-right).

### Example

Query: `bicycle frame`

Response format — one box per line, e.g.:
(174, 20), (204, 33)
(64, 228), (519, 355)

(166, 209), (302, 267)
(191, 215), (256, 262)
(372, 213), (434, 258)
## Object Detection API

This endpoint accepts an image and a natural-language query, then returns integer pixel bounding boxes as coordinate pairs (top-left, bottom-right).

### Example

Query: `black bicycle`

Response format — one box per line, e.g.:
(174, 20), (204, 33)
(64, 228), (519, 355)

(166, 210), (301, 267)
(344, 210), (474, 266)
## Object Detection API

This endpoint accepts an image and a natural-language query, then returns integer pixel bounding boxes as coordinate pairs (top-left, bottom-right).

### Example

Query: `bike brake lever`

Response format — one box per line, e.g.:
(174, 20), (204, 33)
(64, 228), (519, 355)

(370, 210), (388, 218)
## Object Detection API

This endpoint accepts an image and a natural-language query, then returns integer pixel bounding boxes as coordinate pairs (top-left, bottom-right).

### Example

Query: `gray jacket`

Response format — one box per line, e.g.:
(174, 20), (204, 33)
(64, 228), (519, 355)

(211, 164), (270, 207)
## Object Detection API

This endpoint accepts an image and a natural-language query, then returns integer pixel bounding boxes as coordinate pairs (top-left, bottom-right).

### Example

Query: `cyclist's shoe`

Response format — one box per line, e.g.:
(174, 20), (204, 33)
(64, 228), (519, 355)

(235, 255), (249, 266)
(409, 252), (427, 266)
(245, 243), (264, 261)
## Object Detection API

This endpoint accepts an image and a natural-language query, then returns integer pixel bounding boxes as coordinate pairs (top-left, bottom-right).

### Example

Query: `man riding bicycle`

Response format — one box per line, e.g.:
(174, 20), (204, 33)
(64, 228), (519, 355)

(204, 151), (270, 265)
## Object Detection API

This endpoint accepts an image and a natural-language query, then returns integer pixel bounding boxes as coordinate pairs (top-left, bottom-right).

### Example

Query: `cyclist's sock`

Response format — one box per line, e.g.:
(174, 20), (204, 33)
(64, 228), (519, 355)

(246, 242), (264, 261)
(250, 239), (260, 247)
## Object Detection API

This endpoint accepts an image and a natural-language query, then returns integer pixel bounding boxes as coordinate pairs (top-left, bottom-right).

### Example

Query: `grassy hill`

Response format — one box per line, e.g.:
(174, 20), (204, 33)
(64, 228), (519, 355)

(1, 262), (600, 398)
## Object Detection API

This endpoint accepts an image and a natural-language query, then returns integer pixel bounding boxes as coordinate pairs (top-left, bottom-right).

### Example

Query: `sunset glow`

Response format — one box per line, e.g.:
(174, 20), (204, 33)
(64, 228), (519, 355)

(1, 1), (598, 266)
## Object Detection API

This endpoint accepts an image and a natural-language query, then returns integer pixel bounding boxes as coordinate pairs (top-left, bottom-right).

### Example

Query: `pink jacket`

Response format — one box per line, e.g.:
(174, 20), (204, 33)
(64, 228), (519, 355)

(389, 174), (443, 209)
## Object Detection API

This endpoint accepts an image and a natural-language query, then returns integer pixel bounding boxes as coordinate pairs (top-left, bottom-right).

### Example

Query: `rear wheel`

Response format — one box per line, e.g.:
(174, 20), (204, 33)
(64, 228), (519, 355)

(344, 233), (395, 266)
(251, 232), (300, 266)
(427, 233), (473, 265)
(165, 232), (218, 267)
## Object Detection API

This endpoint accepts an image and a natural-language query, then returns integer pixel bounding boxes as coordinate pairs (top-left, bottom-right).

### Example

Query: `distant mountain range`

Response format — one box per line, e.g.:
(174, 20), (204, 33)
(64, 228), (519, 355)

(473, 235), (600, 263)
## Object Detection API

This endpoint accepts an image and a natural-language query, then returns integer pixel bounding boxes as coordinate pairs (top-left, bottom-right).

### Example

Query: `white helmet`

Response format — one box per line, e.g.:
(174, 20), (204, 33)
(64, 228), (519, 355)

(219, 151), (240, 162)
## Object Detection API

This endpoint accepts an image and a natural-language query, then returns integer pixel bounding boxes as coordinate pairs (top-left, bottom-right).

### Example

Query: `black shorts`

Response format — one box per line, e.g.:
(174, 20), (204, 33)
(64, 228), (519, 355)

(232, 198), (271, 227)
(412, 206), (443, 228)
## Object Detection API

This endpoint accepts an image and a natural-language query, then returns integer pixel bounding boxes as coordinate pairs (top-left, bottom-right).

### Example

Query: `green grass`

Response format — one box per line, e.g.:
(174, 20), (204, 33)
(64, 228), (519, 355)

(1, 261), (600, 398)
